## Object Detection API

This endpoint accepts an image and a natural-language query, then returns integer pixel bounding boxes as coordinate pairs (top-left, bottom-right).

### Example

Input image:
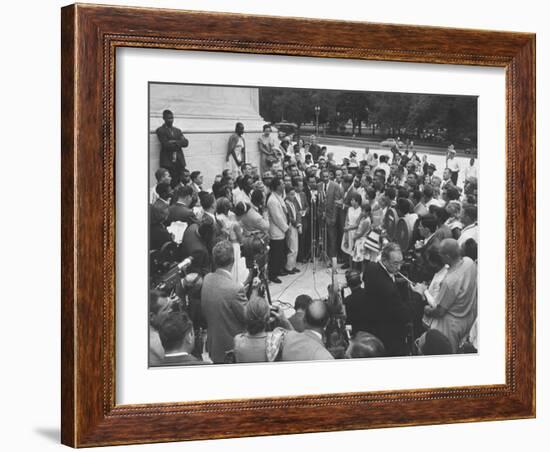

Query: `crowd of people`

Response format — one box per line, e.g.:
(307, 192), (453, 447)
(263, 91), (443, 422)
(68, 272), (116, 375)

(149, 109), (479, 366)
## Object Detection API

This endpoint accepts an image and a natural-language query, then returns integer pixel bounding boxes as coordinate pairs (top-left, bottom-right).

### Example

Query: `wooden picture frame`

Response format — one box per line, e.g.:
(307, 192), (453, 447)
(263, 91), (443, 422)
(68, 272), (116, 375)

(61, 3), (536, 447)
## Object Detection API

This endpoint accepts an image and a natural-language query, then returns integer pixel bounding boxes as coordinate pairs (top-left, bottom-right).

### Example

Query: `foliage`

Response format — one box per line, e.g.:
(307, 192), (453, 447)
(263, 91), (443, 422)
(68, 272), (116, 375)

(259, 87), (477, 145)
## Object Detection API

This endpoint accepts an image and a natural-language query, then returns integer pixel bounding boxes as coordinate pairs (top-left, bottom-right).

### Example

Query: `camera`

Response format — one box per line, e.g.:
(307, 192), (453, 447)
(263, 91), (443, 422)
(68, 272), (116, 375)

(240, 233), (269, 269)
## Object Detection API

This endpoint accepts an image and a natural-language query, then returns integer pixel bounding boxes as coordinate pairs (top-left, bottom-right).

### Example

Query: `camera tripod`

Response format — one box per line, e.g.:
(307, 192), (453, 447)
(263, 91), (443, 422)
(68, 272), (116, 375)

(245, 261), (272, 305)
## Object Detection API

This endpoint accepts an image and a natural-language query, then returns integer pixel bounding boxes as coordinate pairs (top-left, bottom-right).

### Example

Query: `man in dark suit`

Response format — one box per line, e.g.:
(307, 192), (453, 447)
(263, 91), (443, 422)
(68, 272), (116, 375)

(156, 109), (189, 186)
(304, 172), (321, 262)
(167, 185), (198, 226)
(158, 311), (204, 366)
(343, 270), (370, 336)
(318, 169), (343, 261)
(201, 241), (249, 363)
(152, 182), (173, 215)
(293, 177), (309, 263)
(362, 242), (413, 356)
(178, 220), (213, 276)
(281, 300), (334, 361)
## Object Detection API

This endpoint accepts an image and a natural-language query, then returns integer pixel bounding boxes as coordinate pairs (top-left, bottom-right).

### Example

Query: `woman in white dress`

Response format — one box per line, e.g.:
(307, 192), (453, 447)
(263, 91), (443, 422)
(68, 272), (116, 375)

(352, 202), (374, 269)
(215, 197), (248, 286)
(341, 193), (363, 265)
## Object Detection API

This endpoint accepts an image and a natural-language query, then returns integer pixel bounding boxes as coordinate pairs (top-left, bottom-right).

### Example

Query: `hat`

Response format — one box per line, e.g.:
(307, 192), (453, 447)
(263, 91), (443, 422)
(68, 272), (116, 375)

(348, 161), (359, 168)
(318, 156), (326, 162)
(447, 144), (456, 153)
(350, 150), (357, 157)
(428, 163), (437, 170)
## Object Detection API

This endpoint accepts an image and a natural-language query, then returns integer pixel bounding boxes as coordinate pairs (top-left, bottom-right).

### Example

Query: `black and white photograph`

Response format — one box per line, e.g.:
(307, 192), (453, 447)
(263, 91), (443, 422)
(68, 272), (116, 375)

(148, 82), (479, 367)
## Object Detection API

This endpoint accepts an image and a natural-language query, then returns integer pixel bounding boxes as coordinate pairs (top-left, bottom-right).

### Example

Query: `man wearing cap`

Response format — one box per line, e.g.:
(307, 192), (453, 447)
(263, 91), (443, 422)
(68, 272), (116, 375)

(156, 109), (189, 186)
(261, 171), (274, 198)
(446, 145), (460, 185)
(425, 163), (437, 185)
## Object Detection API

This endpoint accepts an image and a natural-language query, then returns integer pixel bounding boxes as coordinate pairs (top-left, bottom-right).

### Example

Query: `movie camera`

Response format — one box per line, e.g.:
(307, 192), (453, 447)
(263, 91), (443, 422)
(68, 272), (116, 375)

(240, 232), (269, 270)
(152, 256), (194, 296)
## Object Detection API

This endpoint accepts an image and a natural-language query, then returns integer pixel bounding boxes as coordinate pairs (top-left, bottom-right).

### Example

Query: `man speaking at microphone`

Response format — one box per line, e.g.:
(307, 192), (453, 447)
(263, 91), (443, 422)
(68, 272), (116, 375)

(362, 242), (413, 356)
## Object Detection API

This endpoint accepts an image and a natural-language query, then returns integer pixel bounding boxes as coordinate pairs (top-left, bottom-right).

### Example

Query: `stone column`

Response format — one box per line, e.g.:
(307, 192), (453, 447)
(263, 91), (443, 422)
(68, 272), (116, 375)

(149, 83), (266, 188)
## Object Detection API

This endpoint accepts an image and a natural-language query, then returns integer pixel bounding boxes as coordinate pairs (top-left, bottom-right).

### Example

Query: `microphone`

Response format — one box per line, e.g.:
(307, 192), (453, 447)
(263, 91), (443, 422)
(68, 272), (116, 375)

(177, 256), (194, 271)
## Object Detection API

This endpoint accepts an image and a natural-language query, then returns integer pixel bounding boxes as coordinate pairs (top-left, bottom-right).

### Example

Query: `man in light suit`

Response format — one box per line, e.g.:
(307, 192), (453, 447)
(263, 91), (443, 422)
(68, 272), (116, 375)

(318, 169), (343, 262)
(266, 177), (289, 283)
(201, 240), (249, 364)
(281, 300), (334, 361)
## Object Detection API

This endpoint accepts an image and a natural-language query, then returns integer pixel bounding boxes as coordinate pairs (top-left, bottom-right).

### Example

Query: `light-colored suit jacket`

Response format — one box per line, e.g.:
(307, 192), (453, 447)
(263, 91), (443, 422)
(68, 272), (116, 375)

(201, 269), (248, 363)
(240, 206), (269, 235)
(267, 192), (289, 240)
(280, 330), (334, 361)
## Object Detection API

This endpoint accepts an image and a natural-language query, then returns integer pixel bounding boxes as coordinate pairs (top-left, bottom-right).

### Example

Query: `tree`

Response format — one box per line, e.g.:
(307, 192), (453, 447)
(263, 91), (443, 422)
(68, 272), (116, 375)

(259, 87), (477, 146)
(335, 91), (370, 135)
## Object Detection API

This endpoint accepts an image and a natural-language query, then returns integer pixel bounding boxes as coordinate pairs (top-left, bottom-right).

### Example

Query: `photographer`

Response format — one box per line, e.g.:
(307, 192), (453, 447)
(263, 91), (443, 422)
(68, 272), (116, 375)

(233, 297), (293, 363)
(148, 289), (177, 366)
(280, 300), (335, 361)
(201, 240), (263, 364)
(158, 311), (204, 366)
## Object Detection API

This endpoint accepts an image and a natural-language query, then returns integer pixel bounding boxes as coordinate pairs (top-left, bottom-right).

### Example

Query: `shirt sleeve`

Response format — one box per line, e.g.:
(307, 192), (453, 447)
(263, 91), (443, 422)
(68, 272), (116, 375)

(435, 277), (458, 312)
(175, 128), (189, 148)
(155, 127), (170, 146)
(254, 212), (270, 233)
